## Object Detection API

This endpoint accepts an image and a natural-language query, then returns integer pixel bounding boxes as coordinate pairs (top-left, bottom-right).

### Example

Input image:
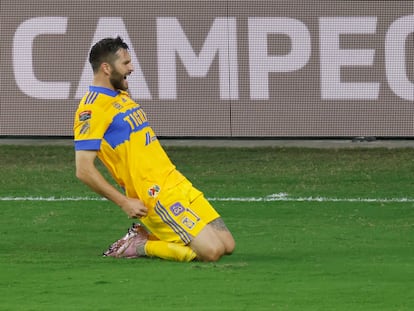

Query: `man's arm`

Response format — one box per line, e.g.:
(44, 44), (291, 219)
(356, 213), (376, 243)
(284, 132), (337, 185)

(75, 150), (147, 218)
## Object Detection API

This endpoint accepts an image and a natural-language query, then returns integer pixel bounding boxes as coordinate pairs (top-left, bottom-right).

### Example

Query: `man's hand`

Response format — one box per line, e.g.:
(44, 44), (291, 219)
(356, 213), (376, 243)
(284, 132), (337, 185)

(121, 198), (148, 219)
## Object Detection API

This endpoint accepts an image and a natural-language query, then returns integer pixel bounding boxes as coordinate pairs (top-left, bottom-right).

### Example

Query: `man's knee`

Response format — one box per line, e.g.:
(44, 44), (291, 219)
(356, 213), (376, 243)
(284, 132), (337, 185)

(196, 244), (225, 262)
(224, 238), (236, 255)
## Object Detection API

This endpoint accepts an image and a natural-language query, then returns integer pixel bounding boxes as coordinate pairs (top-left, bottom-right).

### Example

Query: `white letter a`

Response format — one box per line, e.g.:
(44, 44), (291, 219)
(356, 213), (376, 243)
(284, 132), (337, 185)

(75, 17), (151, 100)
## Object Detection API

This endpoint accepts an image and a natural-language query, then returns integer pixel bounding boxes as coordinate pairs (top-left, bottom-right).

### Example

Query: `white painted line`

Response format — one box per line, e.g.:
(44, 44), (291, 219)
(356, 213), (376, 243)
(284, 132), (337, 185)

(0, 196), (106, 201)
(1, 193), (414, 203)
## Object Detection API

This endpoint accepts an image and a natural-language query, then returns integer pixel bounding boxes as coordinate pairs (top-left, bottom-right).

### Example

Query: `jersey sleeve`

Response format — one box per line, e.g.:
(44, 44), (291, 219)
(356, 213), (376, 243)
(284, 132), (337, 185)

(73, 104), (109, 151)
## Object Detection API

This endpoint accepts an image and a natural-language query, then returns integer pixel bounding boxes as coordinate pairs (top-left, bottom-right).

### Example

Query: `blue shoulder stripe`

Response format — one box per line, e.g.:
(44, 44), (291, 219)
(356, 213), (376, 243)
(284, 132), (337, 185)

(74, 139), (101, 151)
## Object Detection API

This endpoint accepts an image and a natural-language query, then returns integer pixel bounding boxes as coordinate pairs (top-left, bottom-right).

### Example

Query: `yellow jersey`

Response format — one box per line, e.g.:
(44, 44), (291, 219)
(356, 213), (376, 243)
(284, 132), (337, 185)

(74, 86), (186, 208)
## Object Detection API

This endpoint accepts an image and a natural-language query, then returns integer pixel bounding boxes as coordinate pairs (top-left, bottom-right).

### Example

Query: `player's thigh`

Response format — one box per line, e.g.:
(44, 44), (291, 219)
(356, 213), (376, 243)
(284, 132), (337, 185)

(188, 186), (235, 253)
(141, 182), (214, 245)
(189, 224), (226, 260)
(208, 218), (236, 253)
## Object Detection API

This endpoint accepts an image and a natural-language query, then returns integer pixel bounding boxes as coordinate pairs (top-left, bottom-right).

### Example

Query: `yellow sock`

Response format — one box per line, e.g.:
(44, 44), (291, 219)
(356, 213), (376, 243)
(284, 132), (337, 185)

(144, 240), (197, 262)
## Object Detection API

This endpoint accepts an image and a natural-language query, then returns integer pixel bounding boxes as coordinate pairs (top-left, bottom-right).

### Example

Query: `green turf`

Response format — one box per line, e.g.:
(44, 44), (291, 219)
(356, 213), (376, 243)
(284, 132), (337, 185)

(1, 145), (414, 310)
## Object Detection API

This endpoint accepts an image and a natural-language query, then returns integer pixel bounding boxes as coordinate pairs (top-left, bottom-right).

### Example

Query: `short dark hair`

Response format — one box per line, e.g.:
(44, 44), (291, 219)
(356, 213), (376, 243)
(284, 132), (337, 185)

(89, 36), (129, 73)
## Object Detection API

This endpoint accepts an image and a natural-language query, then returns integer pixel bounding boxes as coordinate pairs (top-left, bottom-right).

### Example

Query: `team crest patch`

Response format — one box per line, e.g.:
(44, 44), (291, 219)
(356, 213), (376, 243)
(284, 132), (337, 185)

(148, 185), (161, 198)
(113, 102), (123, 110)
(79, 110), (91, 121)
(170, 202), (185, 216)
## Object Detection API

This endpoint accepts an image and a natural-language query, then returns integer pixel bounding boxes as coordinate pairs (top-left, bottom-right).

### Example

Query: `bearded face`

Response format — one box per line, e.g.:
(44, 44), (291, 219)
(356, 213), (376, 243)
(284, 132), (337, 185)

(108, 48), (133, 91)
(109, 67), (128, 91)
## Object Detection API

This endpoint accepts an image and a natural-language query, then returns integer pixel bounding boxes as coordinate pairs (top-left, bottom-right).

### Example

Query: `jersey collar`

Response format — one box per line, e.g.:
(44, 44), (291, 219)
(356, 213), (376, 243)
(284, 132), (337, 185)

(89, 86), (120, 97)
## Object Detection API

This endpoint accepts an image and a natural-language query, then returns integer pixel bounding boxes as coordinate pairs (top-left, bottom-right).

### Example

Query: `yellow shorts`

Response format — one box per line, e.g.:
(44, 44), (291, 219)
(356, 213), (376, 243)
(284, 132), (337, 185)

(140, 180), (220, 245)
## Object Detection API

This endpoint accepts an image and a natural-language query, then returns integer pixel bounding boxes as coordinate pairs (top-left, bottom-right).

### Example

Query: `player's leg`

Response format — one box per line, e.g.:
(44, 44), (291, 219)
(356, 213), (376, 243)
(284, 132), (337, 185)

(140, 181), (235, 262)
(186, 188), (235, 261)
(143, 215), (235, 262)
(103, 222), (197, 261)
(103, 222), (149, 258)
(139, 198), (203, 261)
(188, 218), (235, 261)
(144, 240), (196, 262)
(208, 218), (235, 255)
(141, 224), (197, 262)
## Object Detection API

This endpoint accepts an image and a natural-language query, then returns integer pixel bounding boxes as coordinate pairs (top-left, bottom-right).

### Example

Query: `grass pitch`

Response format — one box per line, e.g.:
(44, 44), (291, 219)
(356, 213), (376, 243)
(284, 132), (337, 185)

(0, 144), (414, 310)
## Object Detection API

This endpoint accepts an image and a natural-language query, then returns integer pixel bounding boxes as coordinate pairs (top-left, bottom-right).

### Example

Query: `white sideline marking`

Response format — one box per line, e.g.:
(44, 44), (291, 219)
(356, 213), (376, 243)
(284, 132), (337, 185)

(0, 196), (106, 201)
(1, 193), (414, 203)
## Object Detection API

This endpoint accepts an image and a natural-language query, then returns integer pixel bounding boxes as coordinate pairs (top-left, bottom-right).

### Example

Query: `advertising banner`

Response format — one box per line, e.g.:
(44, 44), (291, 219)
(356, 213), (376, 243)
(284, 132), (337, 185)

(1, 1), (413, 136)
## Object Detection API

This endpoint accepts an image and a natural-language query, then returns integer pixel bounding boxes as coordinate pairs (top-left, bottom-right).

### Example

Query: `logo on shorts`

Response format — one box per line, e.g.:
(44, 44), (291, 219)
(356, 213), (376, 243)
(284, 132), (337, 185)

(148, 185), (160, 198)
(182, 217), (195, 229)
(170, 202), (185, 216)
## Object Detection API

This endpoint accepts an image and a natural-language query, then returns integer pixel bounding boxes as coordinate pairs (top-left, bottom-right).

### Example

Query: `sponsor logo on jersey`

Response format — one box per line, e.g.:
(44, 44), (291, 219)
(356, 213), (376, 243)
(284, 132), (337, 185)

(79, 110), (91, 121)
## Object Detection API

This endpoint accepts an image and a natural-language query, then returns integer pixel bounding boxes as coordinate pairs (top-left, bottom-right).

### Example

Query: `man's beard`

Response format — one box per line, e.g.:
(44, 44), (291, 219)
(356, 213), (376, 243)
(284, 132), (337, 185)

(109, 70), (127, 91)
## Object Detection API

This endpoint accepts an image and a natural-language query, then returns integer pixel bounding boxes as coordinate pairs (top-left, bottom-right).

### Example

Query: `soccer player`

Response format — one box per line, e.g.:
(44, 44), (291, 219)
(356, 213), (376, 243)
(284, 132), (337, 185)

(73, 37), (235, 262)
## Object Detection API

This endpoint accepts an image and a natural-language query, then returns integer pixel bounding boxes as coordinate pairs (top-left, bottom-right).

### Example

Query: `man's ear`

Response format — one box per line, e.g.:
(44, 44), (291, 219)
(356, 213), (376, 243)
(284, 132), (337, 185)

(101, 62), (112, 76)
